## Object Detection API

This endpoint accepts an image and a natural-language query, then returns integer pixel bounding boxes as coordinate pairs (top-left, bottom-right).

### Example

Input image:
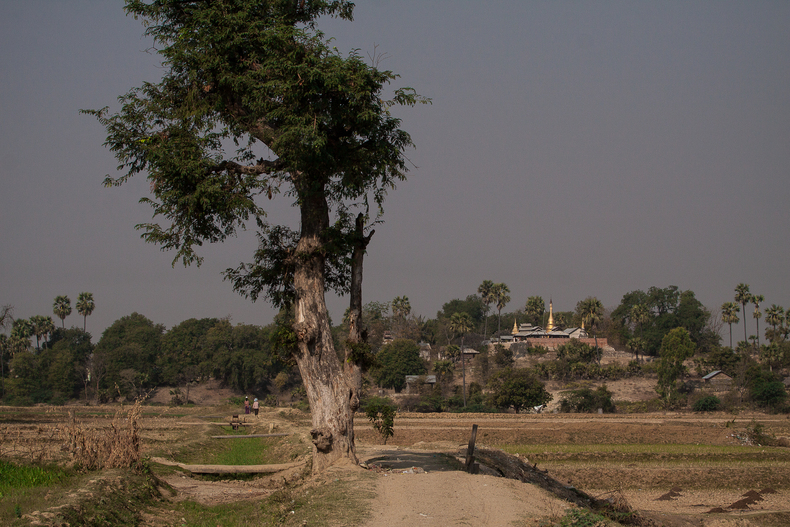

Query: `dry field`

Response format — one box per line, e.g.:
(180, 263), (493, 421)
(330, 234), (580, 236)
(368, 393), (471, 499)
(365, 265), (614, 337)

(2, 390), (790, 526)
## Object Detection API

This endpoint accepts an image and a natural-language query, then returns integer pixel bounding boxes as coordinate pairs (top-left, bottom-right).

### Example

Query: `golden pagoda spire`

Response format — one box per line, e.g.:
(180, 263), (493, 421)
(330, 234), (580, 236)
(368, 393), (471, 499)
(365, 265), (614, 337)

(546, 299), (555, 331)
(511, 318), (518, 335)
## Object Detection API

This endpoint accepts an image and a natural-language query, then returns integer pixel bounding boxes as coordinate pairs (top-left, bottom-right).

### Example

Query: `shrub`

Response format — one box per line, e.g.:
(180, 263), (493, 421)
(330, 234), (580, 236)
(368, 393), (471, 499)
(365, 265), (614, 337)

(363, 396), (397, 444)
(559, 385), (615, 413)
(751, 380), (787, 410)
(692, 395), (721, 412)
(487, 368), (552, 413)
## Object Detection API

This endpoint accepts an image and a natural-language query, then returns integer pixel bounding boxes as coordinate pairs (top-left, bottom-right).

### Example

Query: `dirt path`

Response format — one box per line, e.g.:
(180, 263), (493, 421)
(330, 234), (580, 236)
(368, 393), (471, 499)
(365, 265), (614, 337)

(356, 445), (570, 526)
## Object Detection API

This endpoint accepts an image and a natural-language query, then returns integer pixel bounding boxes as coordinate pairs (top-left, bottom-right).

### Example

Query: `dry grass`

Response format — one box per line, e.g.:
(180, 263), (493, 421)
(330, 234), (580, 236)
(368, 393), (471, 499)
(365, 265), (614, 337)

(59, 400), (143, 471)
(0, 423), (61, 464)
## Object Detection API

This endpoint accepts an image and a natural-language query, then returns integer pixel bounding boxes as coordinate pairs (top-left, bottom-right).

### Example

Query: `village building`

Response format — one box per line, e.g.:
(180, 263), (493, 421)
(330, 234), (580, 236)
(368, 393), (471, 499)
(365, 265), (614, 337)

(418, 342), (432, 361)
(495, 299), (610, 351)
(702, 370), (733, 391)
(404, 375), (437, 394)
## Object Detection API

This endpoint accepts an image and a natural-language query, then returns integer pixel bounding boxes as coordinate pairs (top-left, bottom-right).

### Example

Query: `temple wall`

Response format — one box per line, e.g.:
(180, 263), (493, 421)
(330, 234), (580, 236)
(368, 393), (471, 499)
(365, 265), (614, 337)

(506, 337), (610, 350)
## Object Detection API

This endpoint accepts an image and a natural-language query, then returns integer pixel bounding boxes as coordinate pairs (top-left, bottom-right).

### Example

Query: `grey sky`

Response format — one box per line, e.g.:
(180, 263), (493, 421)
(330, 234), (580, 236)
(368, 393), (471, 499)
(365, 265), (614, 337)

(2, 1), (789, 339)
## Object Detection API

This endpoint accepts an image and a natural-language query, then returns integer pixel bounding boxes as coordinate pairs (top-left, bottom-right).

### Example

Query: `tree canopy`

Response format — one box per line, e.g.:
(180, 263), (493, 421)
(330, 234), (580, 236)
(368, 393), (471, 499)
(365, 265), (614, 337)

(488, 368), (552, 413)
(371, 339), (426, 391)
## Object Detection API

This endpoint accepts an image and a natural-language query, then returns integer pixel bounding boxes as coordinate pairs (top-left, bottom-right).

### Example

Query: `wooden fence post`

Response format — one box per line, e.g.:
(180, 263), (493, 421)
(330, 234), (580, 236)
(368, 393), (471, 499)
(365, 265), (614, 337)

(465, 424), (479, 474)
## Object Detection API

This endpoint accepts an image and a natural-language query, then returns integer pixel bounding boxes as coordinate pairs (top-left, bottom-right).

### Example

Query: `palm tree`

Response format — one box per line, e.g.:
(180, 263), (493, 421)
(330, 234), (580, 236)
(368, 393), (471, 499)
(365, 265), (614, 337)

(734, 284), (751, 344)
(53, 295), (72, 328)
(11, 319), (33, 353)
(492, 283), (511, 337)
(450, 312), (472, 408)
(630, 302), (650, 338)
(477, 280), (495, 338)
(525, 296), (545, 327)
(720, 301), (740, 349)
(626, 337), (645, 363)
(449, 311), (473, 407)
(578, 297), (603, 361)
(765, 304), (784, 343)
(751, 294), (764, 349)
(76, 292), (95, 332)
(30, 315), (54, 351)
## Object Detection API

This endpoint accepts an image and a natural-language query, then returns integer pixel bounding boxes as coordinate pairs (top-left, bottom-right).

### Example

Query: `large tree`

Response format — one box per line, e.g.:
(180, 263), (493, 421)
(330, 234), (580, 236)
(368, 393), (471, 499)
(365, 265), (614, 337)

(656, 327), (696, 405)
(86, 0), (426, 472)
(488, 368), (552, 414)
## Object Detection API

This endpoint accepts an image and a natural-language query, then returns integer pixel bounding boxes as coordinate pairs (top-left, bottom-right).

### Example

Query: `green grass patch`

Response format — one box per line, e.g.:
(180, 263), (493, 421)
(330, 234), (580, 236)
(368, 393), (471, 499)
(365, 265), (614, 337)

(171, 430), (297, 467)
(0, 460), (70, 493)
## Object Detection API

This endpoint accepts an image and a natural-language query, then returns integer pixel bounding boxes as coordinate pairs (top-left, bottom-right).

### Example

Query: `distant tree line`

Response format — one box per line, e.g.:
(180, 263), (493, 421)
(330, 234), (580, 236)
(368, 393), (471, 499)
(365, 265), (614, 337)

(2, 281), (788, 413)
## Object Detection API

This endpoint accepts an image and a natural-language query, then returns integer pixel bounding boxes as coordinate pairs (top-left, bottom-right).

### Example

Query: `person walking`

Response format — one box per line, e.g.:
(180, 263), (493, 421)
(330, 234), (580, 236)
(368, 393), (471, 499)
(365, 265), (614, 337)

(252, 398), (259, 417)
(244, 396), (250, 415)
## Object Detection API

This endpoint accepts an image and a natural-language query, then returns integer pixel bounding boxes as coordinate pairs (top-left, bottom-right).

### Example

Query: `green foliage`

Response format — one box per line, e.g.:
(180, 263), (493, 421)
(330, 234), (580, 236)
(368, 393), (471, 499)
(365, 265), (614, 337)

(750, 374), (787, 410)
(493, 343), (514, 367)
(208, 320), (290, 392)
(87, 0), (426, 301)
(158, 317), (219, 385)
(371, 339), (426, 390)
(559, 385), (615, 413)
(556, 340), (601, 364)
(0, 460), (69, 492)
(697, 346), (740, 376)
(364, 396), (396, 444)
(345, 340), (374, 369)
(656, 327), (696, 404)
(488, 368), (552, 413)
(52, 295), (72, 328)
(611, 286), (719, 356)
(532, 361), (629, 382)
(3, 327), (94, 404)
(439, 295), (485, 324)
(693, 395), (721, 412)
(94, 312), (164, 397)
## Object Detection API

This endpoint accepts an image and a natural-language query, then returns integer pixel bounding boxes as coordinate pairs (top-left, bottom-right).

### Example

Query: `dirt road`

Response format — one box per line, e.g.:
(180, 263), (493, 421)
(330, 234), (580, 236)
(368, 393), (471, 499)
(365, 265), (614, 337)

(356, 445), (569, 526)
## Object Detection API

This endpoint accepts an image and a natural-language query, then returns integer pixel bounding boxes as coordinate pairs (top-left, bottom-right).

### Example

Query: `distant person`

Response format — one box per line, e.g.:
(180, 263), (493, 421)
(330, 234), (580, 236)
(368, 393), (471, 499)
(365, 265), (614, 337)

(244, 396), (250, 415)
(253, 398), (259, 417)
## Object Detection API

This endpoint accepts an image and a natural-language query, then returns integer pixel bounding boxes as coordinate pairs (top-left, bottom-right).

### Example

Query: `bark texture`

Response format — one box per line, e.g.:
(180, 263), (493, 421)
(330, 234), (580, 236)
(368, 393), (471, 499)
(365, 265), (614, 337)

(292, 189), (371, 472)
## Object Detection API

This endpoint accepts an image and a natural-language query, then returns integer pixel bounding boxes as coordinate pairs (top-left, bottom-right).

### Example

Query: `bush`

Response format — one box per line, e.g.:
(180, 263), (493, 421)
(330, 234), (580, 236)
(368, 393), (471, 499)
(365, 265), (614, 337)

(692, 395), (721, 412)
(487, 368), (552, 413)
(363, 396), (397, 444)
(559, 385), (615, 413)
(751, 380), (787, 410)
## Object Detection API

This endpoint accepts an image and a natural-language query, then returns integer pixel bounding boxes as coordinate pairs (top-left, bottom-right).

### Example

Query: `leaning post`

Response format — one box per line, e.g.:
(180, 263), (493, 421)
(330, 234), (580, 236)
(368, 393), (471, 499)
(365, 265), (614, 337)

(465, 424), (479, 474)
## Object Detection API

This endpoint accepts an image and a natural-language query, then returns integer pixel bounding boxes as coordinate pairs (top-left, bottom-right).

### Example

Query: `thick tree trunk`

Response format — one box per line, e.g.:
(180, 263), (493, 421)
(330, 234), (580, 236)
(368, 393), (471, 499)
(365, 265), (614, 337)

(291, 187), (360, 473)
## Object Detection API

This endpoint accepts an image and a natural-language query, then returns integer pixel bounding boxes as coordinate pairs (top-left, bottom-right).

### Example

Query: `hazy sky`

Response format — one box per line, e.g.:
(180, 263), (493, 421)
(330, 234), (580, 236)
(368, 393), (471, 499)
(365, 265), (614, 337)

(2, 1), (789, 340)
